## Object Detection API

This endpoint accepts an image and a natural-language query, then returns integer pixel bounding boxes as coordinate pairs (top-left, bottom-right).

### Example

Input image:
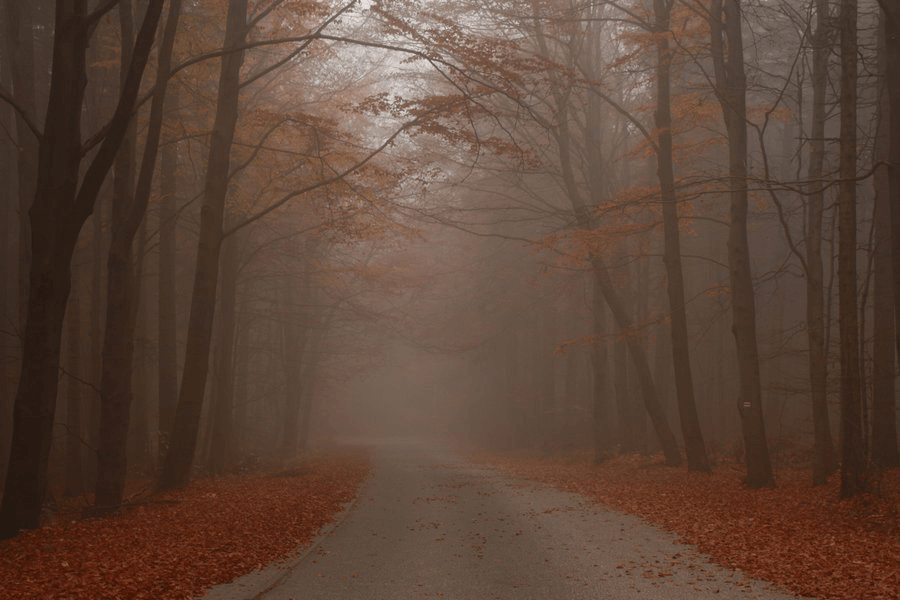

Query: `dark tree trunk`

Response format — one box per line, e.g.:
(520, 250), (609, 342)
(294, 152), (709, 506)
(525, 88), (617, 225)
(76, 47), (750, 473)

(654, 0), (710, 472)
(158, 0), (247, 491)
(593, 256), (682, 466)
(0, 0), (164, 540)
(209, 234), (239, 475)
(95, 0), (180, 511)
(157, 85), (179, 453)
(710, 0), (775, 488)
(873, 9), (899, 469)
(838, 0), (866, 498)
(0, 33), (14, 484)
(63, 265), (84, 498)
(807, 0), (837, 486)
(2, 0), (38, 331)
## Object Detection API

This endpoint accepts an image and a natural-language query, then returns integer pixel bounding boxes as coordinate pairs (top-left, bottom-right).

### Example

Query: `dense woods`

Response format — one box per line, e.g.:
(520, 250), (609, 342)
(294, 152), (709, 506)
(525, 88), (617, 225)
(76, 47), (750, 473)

(0, 0), (898, 541)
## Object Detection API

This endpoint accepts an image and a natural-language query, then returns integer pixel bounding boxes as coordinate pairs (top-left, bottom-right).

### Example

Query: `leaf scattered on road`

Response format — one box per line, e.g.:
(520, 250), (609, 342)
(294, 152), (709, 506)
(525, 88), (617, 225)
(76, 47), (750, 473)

(483, 453), (899, 600)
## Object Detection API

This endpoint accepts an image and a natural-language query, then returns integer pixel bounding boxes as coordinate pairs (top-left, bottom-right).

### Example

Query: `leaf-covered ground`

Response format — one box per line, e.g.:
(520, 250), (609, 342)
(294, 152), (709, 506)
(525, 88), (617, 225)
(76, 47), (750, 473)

(482, 452), (899, 600)
(0, 449), (369, 600)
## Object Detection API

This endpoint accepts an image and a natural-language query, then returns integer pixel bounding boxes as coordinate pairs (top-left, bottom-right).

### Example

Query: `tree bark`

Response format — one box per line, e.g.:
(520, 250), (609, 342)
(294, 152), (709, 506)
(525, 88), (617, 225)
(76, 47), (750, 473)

(95, 0), (180, 511)
(654, 0), (710, 472)
(157, 86), (180, 453)
(807, 0), (837, 486)
(873, 8), (899, 469)
(838, 0), (866, 498)
(2, 0), (38, 331)
(63, 264), (84, 498)
(209, 234), (239, 474)
(158, 0), (247, 491)
(709, 0), (775, 488)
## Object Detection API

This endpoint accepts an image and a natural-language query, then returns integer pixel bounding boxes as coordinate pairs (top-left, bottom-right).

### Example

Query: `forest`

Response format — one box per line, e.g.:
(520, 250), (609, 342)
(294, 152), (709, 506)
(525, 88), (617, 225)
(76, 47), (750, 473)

(0, 0), (898, 560)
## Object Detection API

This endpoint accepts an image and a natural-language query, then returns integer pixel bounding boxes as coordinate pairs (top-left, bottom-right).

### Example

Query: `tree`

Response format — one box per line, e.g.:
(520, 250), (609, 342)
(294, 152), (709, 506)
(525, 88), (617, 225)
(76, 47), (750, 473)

(654, 0), (710, 472)
(837, 0), (865, 499)
(157, 0), (249, 491)
(93, 0), (183, 512)
(709, 0), (775, 488)
(807, 0), (838, 486)
(0, 0), (165, 539)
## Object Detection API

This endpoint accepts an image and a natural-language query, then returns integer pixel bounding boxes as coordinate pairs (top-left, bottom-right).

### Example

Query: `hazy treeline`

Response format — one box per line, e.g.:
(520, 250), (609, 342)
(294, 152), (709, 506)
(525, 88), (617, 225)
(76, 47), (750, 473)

(0, 0), (898, 540)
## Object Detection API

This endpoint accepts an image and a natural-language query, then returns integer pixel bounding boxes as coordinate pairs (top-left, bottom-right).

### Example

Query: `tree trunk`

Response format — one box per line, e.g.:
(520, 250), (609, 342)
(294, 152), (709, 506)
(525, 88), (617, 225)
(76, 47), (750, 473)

(838, 0), (866, 498)
(654, 0), (710, 472)
(592, 255), (682, 465)
(158, 0), (247, 491)
(63, 264), (84, 498)
(2, 0), (38, 331)
(0, 0), (164, 540)
(873, 9), (899, 469)
(590, 280), (612, 462)
(157, 86), (179, 453)
(807, 0), (837, 486)
(710, 0), (775, 488)
(209, 234), (239, 475)
(95, 0), (180, 511)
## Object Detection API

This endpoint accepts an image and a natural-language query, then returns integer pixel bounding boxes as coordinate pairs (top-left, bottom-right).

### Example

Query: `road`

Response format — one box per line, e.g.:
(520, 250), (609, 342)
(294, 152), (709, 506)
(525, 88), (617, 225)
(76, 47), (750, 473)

(203, 440), (806, 600)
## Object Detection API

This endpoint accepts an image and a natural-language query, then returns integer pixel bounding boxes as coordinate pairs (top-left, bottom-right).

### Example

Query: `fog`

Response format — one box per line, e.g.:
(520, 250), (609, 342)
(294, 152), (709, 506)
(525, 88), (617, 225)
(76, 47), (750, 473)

(1, 0), (897, 531)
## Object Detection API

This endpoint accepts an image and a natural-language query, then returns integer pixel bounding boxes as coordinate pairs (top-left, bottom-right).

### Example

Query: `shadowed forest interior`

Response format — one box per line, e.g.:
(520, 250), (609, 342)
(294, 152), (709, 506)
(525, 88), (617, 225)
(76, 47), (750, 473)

(0, 0), (899, 548)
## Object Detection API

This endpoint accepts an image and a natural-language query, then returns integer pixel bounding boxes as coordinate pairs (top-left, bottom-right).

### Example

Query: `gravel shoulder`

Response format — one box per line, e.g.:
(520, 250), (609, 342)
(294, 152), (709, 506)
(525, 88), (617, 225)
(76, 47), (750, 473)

(202, 440), (809, 600)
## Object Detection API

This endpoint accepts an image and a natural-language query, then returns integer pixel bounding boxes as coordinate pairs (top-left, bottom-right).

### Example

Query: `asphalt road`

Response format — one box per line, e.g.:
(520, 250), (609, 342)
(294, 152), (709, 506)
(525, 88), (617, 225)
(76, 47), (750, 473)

(202, 440), (807, 600)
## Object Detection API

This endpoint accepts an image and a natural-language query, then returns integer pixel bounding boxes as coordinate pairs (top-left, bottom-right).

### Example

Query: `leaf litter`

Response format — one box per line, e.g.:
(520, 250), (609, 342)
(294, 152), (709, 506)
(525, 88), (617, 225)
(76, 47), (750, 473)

(0, 449), (369, 600)
(481, 452), (899, 600)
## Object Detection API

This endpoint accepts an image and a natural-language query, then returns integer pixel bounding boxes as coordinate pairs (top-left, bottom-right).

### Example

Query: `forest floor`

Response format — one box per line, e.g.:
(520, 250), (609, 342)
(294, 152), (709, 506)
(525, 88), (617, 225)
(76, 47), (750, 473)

(1, 446), (897, 600)
(0, 448), (370, 600)
(478, 449), (900, 600)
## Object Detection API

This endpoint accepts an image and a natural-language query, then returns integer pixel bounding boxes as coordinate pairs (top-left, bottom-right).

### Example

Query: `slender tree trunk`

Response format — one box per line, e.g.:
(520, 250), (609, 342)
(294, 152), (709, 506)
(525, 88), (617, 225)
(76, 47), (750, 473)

(593, 255), (682, 465)
(590, 280), (612, 462)
(158, 0), (247, 491)
(807, 0), (838, 486)
(2, 0), (38, 331)
(63, 264), (84, 498)
(157, 87), (179, 453)
(0, 38), (14, 484)
(654, 0), (709, 472)
(95, 0), (180, 511)
(873, 11), (899, 468)
(209, 234), (239, 475)
(838, 0), (866, 498)
(882, 0), (900, 375)
(710, 0), (775, 487)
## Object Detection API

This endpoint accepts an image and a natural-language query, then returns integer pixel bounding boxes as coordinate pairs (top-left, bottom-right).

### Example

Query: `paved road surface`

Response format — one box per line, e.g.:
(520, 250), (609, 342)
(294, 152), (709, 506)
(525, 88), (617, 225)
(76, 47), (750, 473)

(203, 440), (806, 600)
